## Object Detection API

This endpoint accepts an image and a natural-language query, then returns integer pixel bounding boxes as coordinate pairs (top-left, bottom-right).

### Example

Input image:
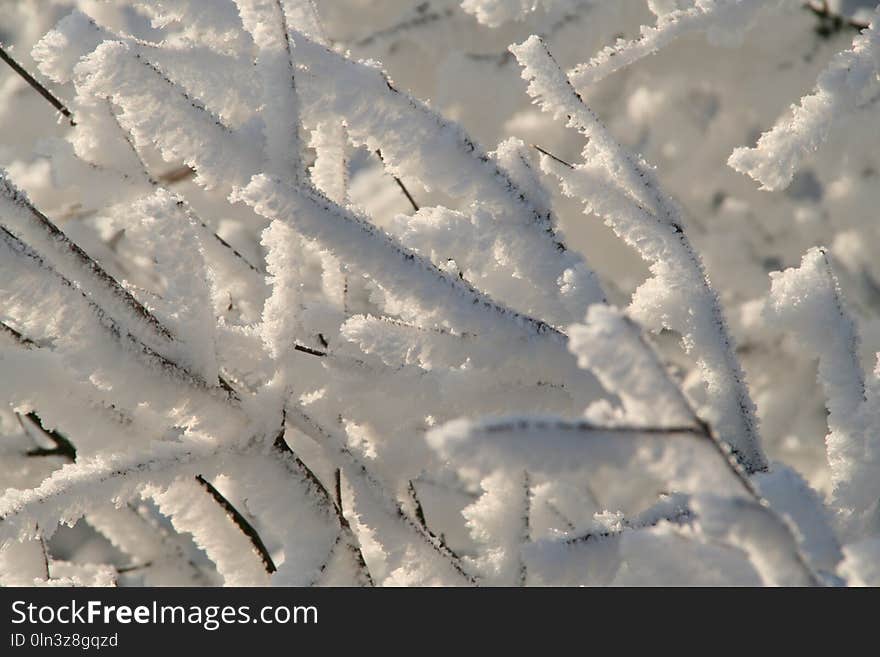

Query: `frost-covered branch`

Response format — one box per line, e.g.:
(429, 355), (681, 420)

(729, 6), (880, 190)
(512, 36), (766, 473)
(766, 247), (880, 534)
(568, 0), (784, 91)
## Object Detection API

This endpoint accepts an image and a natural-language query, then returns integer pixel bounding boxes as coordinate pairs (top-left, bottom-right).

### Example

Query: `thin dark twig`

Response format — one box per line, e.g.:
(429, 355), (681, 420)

(273, 422), (374, 585)
(1, 180), (174, 342)
(115, 561), (154, 574)
(102, 103), (261, 276)
(195, 474), (277, 574)
(0, 219), (240, 402)
(294, 343), (327, 358)
(0, 44), (75, 125)
(21, 412), (77, 461)
(531, 144), (575, 169)
(37, 526), (50, 580)
(334, 468), (343, 511)
(406, 479), (462, 561)
(376, 149), (419, 211)
(544, 500), (577, 532)
(393, 177), (420, 212)
(0, 320), (36, 348)
(407, 481), (428, 530)
(285, 404), (474, 582)
(354, 3), (455, 48)
(519, 471), (531, 587)
(462, 0), (595, 66)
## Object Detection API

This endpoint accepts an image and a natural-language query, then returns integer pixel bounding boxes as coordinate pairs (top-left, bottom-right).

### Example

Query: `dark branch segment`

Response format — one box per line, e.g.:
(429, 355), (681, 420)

(0, 44), (75, 125)
(195, 474), (277, 574)
(376, 149), (419, 212)
(21, 412), (77, 461)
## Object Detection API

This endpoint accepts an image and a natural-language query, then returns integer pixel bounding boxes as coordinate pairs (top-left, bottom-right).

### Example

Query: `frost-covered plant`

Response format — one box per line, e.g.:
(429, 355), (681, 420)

(1, 0), (880, 586)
